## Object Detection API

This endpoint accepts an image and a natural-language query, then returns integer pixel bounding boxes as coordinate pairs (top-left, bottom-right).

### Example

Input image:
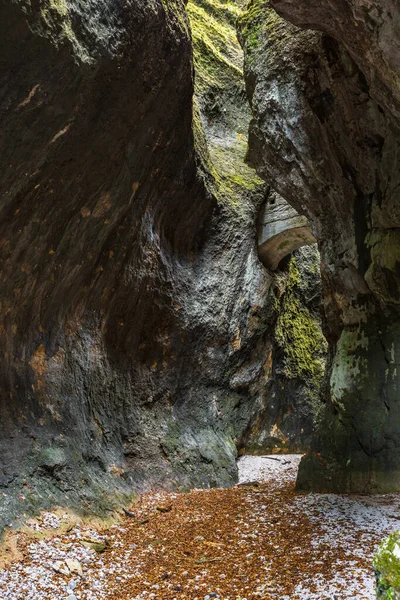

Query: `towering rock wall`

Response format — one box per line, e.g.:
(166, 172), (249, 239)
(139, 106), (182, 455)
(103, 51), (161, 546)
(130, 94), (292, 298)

(0, 0), (217, 526)
(188, 0), (327, 457)
(240, 0), (400, 492)
(0, 0), (327, 529)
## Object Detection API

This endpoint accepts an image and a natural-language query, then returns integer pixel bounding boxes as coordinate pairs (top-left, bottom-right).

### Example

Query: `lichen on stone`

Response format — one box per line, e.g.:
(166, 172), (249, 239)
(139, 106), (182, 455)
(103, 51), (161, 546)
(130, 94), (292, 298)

(238, 0), (294, 68)
(161, 0), (191, 37)
(188, 0), (243, 94)
(188, 0), (265, 214)
(237, 0), (265, 60)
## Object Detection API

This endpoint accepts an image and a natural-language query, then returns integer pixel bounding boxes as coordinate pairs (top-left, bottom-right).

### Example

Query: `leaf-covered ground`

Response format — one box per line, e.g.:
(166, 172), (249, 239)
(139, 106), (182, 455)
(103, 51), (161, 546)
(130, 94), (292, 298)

(1, 455), (399, 599)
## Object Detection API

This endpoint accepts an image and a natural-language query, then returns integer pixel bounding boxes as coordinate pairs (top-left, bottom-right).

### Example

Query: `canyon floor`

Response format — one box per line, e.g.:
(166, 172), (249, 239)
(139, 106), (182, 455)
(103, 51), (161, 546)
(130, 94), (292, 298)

(1, 455), (399, 599)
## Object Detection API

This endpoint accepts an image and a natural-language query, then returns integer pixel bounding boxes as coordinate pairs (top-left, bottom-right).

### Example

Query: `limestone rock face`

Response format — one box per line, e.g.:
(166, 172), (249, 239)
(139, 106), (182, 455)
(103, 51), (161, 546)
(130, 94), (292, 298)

(239, 0), (400, 492)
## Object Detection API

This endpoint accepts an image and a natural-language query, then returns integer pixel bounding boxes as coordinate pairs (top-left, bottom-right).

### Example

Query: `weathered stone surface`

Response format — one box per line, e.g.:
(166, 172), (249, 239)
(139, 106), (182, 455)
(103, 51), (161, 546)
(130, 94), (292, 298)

(241, 245), (327, 454)
(189, 0), (326, 456)
(0, 0), (332, 532)
(239, 0), (400, 492)
(0, 0), (215, 527)
(257, 191), (315, 270)
(270, 0), (400, 128)
(0, 0), (327, 530)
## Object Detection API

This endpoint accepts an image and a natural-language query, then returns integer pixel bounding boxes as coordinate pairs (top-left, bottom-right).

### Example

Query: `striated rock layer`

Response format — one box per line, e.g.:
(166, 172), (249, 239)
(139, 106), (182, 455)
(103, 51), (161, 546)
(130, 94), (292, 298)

(240, 0), (400, 492)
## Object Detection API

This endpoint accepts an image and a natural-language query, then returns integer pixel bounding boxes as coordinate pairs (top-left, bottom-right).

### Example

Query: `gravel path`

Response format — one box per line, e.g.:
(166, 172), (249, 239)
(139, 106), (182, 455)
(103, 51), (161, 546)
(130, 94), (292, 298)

(1, 455), (399, 599)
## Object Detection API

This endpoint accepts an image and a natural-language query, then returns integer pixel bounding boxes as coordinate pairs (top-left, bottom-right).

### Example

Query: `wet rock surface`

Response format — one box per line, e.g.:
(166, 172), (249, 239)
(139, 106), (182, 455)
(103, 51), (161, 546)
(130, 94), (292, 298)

(239, 0), (400, 492)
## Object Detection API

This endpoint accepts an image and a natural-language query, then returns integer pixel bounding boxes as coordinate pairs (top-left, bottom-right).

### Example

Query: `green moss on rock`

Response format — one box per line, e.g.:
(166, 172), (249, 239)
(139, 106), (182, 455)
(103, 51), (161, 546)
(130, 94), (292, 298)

(188, 0), (265, 214)
(192, 97), (219, 185)
(238, 0), (292, 66)
(275, 257), (327, 383)
(188, 0), (242, 94)
(161, 0), (191, 36)
(237, 0), (265, 59)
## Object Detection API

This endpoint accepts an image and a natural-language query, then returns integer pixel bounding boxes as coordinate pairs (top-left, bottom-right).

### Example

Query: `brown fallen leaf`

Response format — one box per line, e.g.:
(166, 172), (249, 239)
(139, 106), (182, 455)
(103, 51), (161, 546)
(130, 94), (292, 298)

(156, 505), (172, 513)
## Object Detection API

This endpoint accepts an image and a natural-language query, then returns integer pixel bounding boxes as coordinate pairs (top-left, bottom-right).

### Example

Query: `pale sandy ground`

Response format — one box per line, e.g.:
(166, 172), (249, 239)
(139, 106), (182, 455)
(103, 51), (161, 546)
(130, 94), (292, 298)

(0, 455), (399, 599)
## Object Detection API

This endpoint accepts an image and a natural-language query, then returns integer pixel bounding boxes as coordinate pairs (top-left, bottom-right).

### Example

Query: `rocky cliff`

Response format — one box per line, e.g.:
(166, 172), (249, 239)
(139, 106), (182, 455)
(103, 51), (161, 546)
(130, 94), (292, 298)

(1, 0), (212, 526)
(0, 0), (327, 529)
(240, 0), (400, 492)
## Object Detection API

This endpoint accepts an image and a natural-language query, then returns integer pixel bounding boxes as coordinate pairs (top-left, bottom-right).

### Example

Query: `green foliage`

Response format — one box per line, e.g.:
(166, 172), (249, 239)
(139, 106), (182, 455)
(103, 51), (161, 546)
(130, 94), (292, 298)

(374, 531), (400, 599)
(275, 258), (327, 383)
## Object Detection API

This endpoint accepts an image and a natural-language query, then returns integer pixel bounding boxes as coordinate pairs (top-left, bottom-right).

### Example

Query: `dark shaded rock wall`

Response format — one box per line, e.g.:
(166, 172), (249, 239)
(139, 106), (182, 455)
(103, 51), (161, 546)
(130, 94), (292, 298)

(0, 0), (327, 529)
(270, 0), (400, 128)
(240, 0), (400, 492)
(187, 0), (326, 455)
(242, 245), (327, 454)
(0, 0), (219, 526)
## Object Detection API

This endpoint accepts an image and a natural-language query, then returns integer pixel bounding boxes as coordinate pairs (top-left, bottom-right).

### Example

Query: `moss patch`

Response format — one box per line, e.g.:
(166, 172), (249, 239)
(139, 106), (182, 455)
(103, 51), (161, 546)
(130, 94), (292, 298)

(238, 0), (292, 66)
(188, 0), (265, 214)
(188, 0), (243, 94)
(161, 0), (191, 37)
(274, 257), (327, 383)
(237, 0), (266, 60)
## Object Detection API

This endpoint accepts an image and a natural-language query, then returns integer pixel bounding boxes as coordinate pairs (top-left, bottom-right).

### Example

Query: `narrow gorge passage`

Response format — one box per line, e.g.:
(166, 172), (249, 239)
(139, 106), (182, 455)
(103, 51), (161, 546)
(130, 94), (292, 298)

(1, 457), (399, 600)
(0, 0), (327, 534)
(1, 0), (400, 597)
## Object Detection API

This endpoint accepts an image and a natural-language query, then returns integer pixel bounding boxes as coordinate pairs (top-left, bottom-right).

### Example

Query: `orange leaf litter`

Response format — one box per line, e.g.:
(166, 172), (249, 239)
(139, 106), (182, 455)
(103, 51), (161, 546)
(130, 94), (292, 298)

(1, 456), (399, 599)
